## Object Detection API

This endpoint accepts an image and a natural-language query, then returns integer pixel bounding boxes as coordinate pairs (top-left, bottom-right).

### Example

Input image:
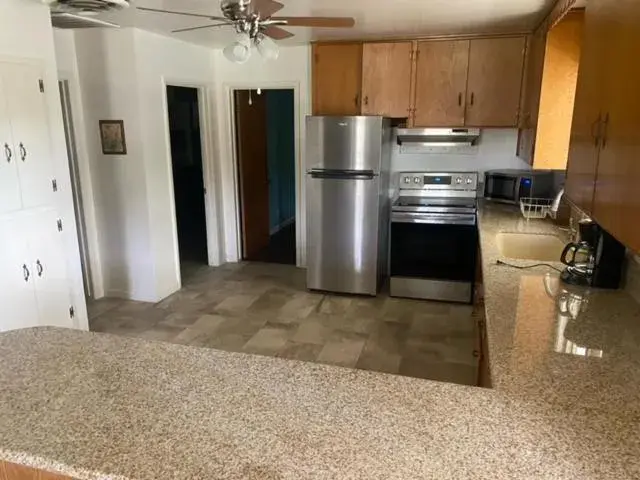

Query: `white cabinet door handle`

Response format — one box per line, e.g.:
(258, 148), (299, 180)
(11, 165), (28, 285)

(22, 264), (30, 282)
(19, 142), (26, 161)
(4, 143), (11, 163)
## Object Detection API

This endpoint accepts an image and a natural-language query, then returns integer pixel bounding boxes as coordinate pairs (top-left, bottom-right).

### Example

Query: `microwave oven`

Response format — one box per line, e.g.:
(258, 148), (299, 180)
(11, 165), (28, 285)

(484, 170), (555, 204)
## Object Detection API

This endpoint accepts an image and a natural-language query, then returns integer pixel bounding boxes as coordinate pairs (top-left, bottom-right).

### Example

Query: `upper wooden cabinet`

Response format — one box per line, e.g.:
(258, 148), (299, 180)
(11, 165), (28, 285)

(413, 40), (469, 127)
(312, 43), (362, 115)
(565, 0), (640, 253)
(311, 36), (526, 127)
(361, 42), (414, 118)
(465, 37), (526, 127)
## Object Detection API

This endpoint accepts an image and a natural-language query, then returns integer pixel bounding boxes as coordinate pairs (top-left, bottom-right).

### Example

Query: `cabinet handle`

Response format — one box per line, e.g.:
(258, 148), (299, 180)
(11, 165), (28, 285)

(36, 260), (43, 277)
(473, 350), (480, 358)
(354, 94), (359, 107)
(470, 92), (475, 106)
(22, 264), (30, 282)
(458, 93), (462, 106)
(3, 143), (11, 163)
(591, 114), (602, 148)
(19, 142), (26, 161)
(601, 113), (610, 150)
(364, 96), (369, 106)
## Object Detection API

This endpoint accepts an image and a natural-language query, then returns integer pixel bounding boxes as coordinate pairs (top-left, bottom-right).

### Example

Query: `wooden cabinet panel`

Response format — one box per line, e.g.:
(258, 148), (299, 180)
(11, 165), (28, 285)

(361, 42), (413, 117)
(1, 461), (74, 479)
(565, 1), (608, 214)
(466, 37), (526, 127)
(312, 43), (362, 115)
(591, 0), (640, 252)
(413, 40), (469, 127)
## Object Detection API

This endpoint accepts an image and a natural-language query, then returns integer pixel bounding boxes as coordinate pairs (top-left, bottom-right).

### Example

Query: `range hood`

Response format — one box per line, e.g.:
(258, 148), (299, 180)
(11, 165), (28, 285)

(396, 128), (481, 146)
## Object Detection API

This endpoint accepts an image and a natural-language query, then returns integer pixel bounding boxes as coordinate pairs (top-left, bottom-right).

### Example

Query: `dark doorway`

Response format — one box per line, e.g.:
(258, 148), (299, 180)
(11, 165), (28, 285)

(234, 88), (296, 265)
(167, 86), (208, 280)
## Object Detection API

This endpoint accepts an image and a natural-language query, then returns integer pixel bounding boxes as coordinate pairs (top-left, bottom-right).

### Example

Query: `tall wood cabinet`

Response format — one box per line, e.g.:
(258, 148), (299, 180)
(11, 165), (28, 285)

(361, 42), (414, 118)
(0, 61), (73, 332)
(566, 0), (640, 252)
(312, 43), (362, 115)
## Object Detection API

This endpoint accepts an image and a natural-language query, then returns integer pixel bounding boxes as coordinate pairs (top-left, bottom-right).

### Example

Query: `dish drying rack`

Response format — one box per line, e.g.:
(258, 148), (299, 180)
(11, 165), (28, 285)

(520, 197), (558, 220)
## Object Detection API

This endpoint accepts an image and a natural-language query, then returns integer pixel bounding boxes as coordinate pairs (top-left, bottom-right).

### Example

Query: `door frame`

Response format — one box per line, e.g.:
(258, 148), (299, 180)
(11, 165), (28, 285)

(162, 80), (222, 289)
(226, 82), (304, 267)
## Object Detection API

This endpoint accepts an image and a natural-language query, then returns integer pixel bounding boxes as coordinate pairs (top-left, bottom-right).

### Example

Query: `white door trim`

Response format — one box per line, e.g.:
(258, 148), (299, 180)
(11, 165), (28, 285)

(224, 81), (305, 268)
(161, 79), (222, 290)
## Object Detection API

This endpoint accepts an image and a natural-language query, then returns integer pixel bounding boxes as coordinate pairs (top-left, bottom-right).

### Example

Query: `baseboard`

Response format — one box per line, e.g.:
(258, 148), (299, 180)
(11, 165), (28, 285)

(270, 216), (295, 236)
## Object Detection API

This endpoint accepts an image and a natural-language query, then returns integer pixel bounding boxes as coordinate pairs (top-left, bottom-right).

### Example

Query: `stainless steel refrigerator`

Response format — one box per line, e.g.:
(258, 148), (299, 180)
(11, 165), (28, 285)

(306, 116), (392, 295)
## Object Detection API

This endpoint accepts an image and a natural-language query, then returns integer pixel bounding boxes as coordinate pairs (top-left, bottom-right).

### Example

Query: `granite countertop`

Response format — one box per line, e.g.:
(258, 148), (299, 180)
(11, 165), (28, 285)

(1, 203), (640, 479)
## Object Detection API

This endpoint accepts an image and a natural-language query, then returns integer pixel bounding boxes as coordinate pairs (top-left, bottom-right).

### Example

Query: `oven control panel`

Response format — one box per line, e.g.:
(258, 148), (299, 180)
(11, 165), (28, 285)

(399, 172), (478, 191)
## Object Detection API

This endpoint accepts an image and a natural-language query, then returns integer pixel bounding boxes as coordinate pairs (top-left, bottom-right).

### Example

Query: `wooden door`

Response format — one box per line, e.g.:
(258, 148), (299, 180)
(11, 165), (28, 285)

(0, 67), (22, 214)
(565, 0), (608, 215)
(0, 214), (39, 332)
(591, 0), (640, 251)
(413, 40), (469, 127)
(312, 43), (362, 115)
(25, 208), (72, 328)
(3, 63), (55, 209)
(465, 37), (526, 127)
(234, 90), (270, 260)
(361, 42), (414, 117)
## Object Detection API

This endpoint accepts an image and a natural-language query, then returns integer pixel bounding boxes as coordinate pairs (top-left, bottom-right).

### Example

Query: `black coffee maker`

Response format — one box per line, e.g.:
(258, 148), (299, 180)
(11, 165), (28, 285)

(560, 219), (626, 288)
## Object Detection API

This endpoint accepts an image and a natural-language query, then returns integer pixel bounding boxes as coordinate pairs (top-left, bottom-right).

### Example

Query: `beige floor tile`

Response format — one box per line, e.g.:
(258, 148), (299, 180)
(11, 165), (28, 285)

(278, 293), (322, 320)
(173, 328), (214, 346)
(159, 312), (202, 328)
(135, 325), (184, 342)
(277, 341), (322, 362)
(205, 333), (253, 352)
(317, 337), (366, 368)
(399, 358), (478, 385)
(291, 319), (332, 345)
(319, 296), (353, 315)
(190, 314), (227, 333)
(356, 341), (402, 375)
(87, 298), (123, 319)
(214, 294), (261, 316)
(243, 327), (291, 355)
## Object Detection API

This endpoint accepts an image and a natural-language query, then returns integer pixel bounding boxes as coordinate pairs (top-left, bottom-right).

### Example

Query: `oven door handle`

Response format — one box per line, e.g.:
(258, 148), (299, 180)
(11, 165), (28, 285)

(392, 212), (477, 225)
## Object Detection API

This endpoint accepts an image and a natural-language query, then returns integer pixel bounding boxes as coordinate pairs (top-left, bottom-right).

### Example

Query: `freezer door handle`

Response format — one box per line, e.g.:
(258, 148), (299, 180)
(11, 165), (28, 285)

(308, 169), (376, 180)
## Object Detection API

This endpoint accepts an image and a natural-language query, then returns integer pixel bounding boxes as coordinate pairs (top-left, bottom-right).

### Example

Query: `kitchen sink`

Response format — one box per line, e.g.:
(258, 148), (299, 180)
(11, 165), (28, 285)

(496, 232), (565, 262)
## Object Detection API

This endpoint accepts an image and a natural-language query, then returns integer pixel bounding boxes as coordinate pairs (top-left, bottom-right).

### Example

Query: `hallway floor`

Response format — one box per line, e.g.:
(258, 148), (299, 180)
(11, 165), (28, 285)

(88, 263), (479, 386)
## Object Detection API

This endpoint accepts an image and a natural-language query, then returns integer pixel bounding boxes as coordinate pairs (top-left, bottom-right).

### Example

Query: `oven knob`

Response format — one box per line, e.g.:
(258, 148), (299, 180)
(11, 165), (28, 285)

(403, 177), (410, 184)
(414, 177), (421, 184)
(456, 177), (463, 184)
(466, 178), (473, 184)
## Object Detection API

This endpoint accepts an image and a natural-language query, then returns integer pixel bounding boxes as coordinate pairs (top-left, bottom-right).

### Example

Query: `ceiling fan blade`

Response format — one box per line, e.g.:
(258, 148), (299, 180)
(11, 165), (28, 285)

(251, 0), (285, 18)
(172, 23), (231, 33)
(270, 16), (356, 28)
(263, 25), (295, 40)
(137, 6), (228, 21)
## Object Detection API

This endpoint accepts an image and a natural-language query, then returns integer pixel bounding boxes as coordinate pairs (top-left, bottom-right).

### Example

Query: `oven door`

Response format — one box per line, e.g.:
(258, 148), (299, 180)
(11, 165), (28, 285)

(390, 214), (478, 302)
(485, 174), (519, 203)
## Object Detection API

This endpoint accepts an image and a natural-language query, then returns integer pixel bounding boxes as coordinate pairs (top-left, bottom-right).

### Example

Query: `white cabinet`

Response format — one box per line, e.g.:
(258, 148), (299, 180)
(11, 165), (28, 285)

(0, 208), (72, 332)
(0, 62), (55, 214)
(0, 72), (22, 213)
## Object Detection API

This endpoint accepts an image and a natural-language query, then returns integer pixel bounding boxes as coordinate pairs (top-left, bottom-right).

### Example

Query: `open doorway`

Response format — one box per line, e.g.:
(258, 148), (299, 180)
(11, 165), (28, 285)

(167, 85), (208, 281)
(234, 88), (296, 265)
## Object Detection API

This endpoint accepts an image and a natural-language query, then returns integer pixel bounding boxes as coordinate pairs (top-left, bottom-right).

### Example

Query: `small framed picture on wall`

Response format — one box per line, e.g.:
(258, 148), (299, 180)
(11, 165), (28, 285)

(99, 120), (127, 155)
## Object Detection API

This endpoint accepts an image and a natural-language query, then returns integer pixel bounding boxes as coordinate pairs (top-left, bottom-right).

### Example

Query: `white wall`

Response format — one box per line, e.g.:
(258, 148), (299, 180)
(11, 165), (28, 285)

(53, 29), (105, 298)
(69, 28), (219, 301)
(391, 129), (531, 178)
(0, 0), (88, 329)
(212, 45), (311, 266)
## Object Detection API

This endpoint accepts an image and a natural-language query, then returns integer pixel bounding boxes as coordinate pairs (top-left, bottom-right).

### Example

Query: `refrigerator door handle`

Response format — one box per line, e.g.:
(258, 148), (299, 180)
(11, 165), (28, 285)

(308, 169), (376, 180)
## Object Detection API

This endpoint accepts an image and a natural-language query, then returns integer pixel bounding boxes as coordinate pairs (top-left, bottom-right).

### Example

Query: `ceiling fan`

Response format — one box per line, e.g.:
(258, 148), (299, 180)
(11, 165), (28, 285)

(137, 0), (355, 63)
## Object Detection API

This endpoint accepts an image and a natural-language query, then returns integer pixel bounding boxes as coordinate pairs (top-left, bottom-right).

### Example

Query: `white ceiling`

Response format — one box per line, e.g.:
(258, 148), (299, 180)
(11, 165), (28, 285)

(98, 0), (559, 48)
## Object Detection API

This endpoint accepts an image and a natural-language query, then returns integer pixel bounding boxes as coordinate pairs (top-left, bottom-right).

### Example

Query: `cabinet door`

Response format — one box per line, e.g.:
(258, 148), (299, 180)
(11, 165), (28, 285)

(361, 42), (413, 117)
(25, 209), (72, 328)
(591, 0), (640, 251)
(312, 43), (362, 115)
(565, 0), (608, 214)
(0, 69), (22, 214)
(0, 214), (39, 332)
(413, 40), (469, 127)
(3, 63), (54, 209)
(465, 37), (526, 127)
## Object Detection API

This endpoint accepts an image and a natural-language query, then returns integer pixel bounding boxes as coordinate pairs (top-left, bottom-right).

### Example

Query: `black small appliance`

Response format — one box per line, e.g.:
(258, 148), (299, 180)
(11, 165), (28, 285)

(560, 220), (626, 289)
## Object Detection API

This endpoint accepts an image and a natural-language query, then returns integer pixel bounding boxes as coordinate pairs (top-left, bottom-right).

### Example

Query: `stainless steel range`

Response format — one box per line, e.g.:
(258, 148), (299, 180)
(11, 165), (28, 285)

(390, 172), (479, 303)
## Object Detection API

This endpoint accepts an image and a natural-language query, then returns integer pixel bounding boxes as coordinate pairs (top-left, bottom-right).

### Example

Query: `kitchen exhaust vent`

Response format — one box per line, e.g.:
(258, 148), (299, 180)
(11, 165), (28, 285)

(396, 128), (481, 147)
(51, 12), (120, 28)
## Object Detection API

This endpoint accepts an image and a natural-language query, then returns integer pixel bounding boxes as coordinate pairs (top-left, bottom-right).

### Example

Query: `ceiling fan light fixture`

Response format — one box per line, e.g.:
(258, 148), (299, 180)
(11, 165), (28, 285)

(224, 33), (252, 64)
(256, 34), (279, 61)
